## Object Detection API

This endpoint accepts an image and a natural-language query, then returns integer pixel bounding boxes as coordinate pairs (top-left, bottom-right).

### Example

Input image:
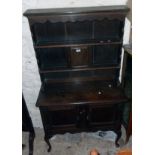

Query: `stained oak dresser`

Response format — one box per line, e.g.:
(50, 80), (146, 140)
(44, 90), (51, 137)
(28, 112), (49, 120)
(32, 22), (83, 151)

(24, 5), (129, 152)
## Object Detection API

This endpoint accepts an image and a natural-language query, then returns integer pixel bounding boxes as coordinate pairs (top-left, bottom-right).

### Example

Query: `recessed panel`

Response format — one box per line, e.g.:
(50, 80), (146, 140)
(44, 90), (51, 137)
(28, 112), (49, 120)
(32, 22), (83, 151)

(93, 44), (121, 66)
(66, 21), (92, 42)
(94, 19), (123, 41)
(36, 47), (68, 70)
(33, 22), (66, 44)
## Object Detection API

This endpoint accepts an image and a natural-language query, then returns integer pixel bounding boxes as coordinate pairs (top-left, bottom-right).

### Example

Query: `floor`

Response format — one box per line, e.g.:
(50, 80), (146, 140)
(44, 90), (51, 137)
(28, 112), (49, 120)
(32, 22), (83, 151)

(22, 127), (132, 155)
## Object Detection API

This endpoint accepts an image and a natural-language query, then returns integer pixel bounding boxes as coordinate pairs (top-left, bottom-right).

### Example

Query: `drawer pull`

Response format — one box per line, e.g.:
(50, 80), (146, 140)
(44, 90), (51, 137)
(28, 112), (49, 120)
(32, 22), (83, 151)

(108, 84), (112, 88)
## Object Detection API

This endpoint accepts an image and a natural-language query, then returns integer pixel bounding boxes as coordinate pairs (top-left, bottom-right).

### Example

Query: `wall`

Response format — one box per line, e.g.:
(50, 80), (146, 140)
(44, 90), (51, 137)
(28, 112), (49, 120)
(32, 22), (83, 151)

(22, 0), (129, 128)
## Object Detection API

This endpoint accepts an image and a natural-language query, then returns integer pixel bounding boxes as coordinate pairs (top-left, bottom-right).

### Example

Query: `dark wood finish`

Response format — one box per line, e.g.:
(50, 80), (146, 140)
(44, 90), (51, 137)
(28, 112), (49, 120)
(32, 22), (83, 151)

(70, 46), (91, 67)
(126, 112), (132, 142)
(122, 44), (132, 142)
(24, 6), (129, 16)
(35, 42), (122, 48)
(22, 95), (35, 155)
(24, 6), (129, 151)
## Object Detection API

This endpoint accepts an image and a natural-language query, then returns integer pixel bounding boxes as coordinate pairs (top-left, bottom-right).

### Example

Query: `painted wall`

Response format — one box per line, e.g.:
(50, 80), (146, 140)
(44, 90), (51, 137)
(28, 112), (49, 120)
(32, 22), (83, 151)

(22, 0), (129, 128)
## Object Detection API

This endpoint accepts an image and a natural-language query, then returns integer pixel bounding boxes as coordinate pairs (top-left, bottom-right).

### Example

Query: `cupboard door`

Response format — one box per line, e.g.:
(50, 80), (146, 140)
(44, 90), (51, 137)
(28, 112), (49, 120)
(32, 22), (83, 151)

(89, 105), (116, 127)
(41, 107), (77, 128)
(70, 46), (91, 67)
(76, 104), (89, 128)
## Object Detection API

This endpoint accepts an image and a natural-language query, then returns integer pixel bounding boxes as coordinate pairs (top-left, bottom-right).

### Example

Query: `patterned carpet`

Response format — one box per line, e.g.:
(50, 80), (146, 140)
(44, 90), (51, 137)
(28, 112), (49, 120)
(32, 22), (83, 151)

(22, 126), (131, 155)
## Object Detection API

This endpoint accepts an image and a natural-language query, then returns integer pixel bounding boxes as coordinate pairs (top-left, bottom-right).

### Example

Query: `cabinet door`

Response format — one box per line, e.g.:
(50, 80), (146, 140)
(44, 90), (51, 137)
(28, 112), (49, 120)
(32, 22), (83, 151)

(70, 46), (91, 67)
(40, 107), (77, 128)
(89, 105), (117, 127)
(76, 104), (89, 128)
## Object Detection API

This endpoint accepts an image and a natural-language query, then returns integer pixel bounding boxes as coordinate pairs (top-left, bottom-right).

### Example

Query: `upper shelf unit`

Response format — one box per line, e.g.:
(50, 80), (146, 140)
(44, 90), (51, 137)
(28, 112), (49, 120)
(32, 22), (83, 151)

(30, 20), (124, 45)
(24, 6), (129, 46)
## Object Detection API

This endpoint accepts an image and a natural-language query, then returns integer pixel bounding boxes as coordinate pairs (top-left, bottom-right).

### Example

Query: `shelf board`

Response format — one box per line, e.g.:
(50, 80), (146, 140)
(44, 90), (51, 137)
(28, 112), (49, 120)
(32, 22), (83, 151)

(39, 66), (120, 73)
(35, 41), (122, 49)
(45, 77), (116, 84)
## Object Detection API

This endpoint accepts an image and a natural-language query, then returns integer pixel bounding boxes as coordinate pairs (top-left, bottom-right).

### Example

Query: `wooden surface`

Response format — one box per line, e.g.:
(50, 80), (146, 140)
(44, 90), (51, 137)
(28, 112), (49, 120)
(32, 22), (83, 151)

(37, 87), (127, 107)
(24, 5), (129, 16)
(122, 44), (132, 142)
(24, 6), (129, 151)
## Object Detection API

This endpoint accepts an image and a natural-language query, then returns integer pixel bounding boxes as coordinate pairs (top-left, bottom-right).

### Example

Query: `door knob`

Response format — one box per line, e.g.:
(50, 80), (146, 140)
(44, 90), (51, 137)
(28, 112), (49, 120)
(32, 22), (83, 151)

(75, 48), (81, 53)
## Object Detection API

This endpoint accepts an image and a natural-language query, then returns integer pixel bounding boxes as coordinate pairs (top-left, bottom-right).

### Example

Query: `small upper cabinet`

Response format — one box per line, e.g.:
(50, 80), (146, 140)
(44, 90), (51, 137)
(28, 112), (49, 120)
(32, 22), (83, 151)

(70, 46), (91, 67)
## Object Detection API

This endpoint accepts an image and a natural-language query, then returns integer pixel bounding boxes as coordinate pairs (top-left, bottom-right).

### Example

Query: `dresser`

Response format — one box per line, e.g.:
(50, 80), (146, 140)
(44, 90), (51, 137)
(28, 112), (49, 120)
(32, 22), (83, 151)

(24, 6), (129, 152)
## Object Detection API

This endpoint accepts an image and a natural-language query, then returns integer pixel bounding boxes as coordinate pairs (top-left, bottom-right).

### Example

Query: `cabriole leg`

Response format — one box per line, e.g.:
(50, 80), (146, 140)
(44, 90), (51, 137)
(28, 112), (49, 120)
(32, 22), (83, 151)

(44, 136), (52, 152)
(115, 129), (122, 147)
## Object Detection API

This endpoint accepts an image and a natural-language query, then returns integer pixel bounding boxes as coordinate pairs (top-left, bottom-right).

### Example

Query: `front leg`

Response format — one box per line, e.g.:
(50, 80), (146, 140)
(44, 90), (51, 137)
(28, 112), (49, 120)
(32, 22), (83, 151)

(29, 132), (35, 155)
(115, 129), (122, 147)
(44, 136), (52, 152)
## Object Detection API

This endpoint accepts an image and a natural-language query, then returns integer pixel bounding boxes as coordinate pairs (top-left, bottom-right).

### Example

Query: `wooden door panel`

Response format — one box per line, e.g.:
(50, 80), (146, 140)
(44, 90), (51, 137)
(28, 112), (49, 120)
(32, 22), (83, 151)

(70, 46), (91, 67)
(89, 105), (117, 126)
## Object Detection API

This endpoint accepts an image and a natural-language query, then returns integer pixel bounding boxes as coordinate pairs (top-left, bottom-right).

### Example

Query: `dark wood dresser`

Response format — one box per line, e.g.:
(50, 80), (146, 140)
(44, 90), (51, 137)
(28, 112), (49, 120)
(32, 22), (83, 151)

(24, 6), (129, 152)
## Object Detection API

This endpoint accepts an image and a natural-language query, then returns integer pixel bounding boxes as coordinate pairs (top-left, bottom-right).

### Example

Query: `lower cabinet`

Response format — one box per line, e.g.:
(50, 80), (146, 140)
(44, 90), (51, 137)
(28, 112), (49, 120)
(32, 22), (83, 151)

(40, 103), (122, 136)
